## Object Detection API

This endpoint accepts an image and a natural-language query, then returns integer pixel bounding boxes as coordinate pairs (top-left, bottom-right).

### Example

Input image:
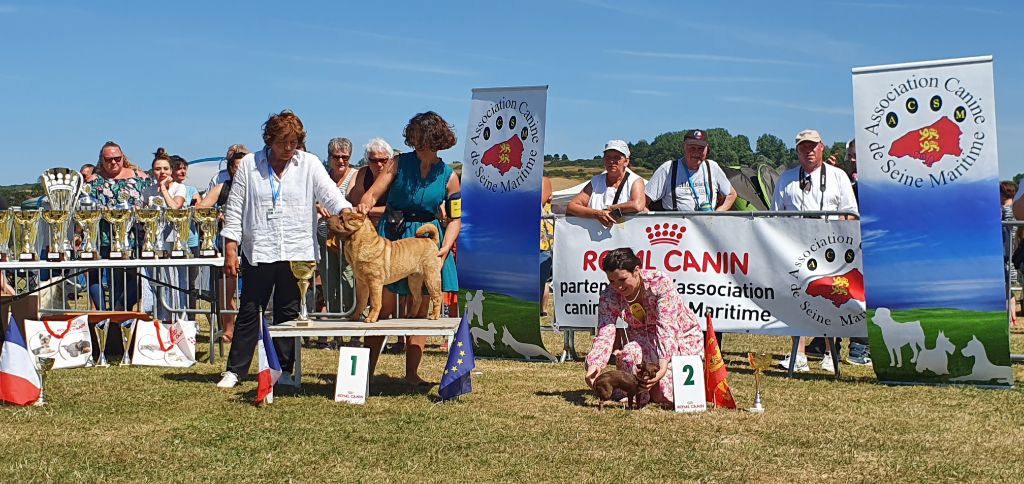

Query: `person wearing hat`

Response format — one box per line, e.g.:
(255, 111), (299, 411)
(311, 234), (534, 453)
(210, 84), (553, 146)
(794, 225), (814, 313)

(644, 129), (736, 212)
(566, 140), (647, 228)
(773, 129), (859, 373)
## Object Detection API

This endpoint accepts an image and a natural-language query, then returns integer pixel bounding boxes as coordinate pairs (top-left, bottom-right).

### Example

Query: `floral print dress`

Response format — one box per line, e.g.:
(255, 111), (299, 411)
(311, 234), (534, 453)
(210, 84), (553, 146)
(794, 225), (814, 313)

(89, 175), (151, 247)
(585, 269), (703, 404)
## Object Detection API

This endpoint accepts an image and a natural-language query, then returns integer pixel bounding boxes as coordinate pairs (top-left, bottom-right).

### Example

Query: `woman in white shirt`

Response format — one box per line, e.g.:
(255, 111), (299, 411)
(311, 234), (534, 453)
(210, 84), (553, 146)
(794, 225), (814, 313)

(218, 110), (352, 389)
(566, 140), (646, 227)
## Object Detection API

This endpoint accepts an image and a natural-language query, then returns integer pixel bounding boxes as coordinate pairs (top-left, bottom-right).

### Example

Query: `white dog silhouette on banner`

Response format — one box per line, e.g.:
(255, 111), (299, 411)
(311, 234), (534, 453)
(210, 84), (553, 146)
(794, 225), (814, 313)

(914, 331), (955, 375)
(871, 307), (925, 367)
(951, 335), (1012, 384)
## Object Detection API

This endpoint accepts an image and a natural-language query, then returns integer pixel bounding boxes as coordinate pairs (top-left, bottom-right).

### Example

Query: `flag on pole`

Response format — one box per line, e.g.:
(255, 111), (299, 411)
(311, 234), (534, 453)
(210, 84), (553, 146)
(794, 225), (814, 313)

(0, 315), (42, 406)
(703, 315), (736, 409)
(439, 313), (475, 401)
(255, 318), (282, 406)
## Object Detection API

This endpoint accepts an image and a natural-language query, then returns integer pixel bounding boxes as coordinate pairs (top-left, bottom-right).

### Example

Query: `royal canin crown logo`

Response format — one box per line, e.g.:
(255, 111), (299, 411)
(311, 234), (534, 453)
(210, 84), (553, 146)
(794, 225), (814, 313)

(646, 223), (685, 246)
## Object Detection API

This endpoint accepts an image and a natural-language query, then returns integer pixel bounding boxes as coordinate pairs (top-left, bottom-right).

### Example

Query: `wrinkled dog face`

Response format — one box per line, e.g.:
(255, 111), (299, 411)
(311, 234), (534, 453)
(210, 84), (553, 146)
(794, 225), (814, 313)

(327, 211), (366, 240)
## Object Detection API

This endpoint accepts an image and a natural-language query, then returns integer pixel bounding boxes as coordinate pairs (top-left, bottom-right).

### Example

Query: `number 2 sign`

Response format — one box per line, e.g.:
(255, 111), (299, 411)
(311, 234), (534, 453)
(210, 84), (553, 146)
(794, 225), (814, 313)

(671, 355), (706, 413)
(335, 347), (370, 404)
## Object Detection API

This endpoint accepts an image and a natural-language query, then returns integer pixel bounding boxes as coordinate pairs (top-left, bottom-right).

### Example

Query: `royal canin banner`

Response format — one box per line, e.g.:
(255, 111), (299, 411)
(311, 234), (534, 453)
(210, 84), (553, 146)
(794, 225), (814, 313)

(553, 215), (867, 337)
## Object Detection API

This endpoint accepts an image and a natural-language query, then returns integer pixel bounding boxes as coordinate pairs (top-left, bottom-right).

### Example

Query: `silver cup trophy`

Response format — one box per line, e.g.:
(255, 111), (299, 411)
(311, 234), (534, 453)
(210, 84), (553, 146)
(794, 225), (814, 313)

(34, 356), (56, 406)
(93, 319), (110, 367)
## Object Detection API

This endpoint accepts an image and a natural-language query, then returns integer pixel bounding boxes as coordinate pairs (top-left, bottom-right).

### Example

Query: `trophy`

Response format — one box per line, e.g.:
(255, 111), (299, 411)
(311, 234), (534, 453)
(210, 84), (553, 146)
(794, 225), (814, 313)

(34, 356), (56, 406)
(134, 206), (163, 259)
(193, 207), (220, 257)
(13, 209), (41, 261)
(120, 319), (137, 366)
(747, 352), (773, 413)
(104, 208), (134, 260)
(290, 261), (317, 325)
(164, 208), (192, 258)
(42, 209), (72, 261)
(0, 208), (11, 262)
(75, 207), (102, 260)
(93, 319), (110, 367)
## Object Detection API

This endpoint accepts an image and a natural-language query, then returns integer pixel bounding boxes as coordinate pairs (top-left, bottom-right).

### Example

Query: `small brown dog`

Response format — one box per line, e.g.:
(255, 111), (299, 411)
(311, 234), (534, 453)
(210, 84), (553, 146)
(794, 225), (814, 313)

(327, 211), (442, 322)
(593, 362), (660, 410)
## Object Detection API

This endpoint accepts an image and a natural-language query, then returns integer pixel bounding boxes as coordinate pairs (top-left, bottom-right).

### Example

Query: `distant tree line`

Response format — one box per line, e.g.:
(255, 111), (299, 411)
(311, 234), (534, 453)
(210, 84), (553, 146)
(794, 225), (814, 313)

(546, 128), (853, 172)
(0, 183), (44, 208)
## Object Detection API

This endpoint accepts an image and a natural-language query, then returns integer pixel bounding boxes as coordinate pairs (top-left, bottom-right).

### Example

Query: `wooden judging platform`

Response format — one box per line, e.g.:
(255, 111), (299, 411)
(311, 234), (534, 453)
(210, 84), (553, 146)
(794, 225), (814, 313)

(269, 318), (461, 386)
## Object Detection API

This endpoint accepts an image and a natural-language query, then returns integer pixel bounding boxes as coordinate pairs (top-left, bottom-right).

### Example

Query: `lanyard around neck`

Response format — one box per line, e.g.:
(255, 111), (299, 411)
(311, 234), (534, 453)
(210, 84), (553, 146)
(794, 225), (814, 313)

(798, 164), (828, 212)
(266, 148), (283, 207)
(682, 161), (712, 211)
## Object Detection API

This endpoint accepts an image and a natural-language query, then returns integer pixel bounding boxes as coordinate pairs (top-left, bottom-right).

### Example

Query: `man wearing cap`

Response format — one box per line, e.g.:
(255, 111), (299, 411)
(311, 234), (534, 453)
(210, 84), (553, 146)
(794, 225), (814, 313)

(773, 129), (859, 373)
(566, 140), (646, 228)
(645, 129), (736, 212)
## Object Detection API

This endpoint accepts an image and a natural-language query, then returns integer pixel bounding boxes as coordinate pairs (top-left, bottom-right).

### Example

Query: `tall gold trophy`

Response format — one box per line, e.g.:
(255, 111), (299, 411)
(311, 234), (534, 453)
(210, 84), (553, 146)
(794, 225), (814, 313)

(134, 206), (163, 259)
(289, 261), (317, 326)
(93, 320), (110, 367)
(14, 209), (41, 261)
(747, 352), (773, 413)
(193, 207), (220, 257)
(42, 210), (72, 261)
(75, 207), (102, 260)
(104, 209), (133, 260)
(164, 208), (192, 259)
(0, 209), (12, 262)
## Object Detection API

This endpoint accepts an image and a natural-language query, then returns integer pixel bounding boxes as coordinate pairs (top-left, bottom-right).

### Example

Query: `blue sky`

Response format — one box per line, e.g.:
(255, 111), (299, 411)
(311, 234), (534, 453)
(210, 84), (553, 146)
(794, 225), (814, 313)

(2, 1), (1022, 185)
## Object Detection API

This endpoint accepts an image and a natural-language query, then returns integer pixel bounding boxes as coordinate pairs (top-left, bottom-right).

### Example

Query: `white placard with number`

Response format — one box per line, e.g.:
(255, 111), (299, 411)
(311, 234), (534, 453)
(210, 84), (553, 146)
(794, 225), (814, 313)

(335, 347), (370, 404)
(671, 355), (706, 413)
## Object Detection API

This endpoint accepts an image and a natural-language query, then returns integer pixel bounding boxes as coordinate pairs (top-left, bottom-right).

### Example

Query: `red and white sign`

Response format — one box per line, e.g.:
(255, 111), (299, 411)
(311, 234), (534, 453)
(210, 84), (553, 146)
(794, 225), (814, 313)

(553, 215), (867, 337)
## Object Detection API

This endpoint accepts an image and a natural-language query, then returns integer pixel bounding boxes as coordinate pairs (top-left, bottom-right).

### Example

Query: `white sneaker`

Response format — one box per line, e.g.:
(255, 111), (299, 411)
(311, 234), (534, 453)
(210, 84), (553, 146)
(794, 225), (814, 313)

(778, 353), (810, 372)
(216, 371), (239, 388)
(821, 353), (835, 372)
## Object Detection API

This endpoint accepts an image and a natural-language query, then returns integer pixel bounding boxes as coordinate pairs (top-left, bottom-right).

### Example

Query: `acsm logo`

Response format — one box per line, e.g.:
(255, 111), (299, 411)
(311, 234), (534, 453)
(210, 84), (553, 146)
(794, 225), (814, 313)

(788, 233), (865, 327)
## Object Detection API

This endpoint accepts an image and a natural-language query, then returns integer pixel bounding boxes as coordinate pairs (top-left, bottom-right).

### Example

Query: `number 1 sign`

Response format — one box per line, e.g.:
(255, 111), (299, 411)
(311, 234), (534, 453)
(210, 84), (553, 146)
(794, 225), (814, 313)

(671, 355), (706, 413)
(335, 347), (370, 404)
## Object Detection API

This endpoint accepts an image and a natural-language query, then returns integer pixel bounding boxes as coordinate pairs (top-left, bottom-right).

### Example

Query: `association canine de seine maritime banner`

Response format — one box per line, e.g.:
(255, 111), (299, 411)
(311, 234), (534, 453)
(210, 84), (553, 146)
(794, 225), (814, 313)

(553, 216), (867, 337)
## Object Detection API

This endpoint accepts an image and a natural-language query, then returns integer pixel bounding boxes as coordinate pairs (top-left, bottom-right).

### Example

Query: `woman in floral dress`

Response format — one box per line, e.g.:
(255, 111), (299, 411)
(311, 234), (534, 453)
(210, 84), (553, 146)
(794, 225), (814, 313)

(584, 248), (703, 407)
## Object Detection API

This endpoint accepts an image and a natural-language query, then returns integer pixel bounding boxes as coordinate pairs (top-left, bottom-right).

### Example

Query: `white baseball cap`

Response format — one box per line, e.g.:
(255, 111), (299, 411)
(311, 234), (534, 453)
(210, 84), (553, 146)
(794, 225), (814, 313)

(604, 139), (630, 157)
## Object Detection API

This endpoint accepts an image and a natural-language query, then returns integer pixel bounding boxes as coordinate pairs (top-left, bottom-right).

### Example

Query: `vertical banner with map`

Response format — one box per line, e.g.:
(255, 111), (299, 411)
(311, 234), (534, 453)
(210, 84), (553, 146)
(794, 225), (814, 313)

(459, 86), (554, 360)
(853, 56), (1012, 386)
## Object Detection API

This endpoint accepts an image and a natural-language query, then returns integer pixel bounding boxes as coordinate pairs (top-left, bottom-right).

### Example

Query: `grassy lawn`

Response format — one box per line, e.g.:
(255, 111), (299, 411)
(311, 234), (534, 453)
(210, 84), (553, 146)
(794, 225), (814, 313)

(4, 319), (1024, 482)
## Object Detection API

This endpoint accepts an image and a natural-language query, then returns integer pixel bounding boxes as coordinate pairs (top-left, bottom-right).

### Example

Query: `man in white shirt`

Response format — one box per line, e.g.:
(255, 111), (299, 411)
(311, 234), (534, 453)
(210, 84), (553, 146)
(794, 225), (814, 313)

(217, 111), (351, 389)
(645, 129), (737, 212)
(773, 129), (859, 373)
(772, 130), (858, 218)
(566, 140), (647, 227)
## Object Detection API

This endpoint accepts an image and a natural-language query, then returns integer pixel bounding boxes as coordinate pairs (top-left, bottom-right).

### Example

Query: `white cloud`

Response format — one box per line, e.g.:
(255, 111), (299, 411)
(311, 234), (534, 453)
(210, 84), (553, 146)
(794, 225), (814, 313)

(0, 5), (16, 13)
(600, 73), (792, 83)
(628, 89), (672, 97)
(284, 55), (475, 77)
(719, 96), (853, 116)
(607, 49), (808, 66)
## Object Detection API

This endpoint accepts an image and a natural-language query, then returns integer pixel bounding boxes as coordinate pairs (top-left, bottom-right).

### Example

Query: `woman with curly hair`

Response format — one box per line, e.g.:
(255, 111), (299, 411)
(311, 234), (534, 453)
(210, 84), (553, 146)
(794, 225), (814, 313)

(357, 111), (461, 386)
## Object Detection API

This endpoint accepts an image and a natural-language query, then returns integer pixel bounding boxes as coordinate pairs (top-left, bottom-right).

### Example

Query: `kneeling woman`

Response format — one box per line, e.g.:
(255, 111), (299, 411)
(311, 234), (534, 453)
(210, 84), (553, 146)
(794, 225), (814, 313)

(584, 248), (703, 407)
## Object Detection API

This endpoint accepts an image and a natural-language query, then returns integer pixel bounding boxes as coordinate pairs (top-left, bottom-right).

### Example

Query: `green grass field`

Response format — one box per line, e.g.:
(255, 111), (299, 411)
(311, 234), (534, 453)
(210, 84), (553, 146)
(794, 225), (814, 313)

(464, 290), (551, 360)
(3, 322), (1024, 482)
(867, 308), (1011, 384)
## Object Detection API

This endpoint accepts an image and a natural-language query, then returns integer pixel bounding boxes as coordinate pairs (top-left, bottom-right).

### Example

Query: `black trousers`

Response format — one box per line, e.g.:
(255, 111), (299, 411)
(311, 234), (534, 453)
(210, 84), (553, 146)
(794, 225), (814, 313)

(226, 255), (299, 376)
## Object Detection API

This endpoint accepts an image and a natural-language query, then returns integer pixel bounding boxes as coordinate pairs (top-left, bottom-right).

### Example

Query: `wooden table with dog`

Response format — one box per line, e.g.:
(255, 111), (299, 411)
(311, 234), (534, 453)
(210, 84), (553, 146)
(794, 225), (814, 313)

(268, 317), (461, 387)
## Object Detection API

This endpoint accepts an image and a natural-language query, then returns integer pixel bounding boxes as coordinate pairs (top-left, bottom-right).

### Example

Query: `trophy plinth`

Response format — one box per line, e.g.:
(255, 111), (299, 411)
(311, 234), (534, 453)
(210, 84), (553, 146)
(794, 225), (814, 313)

(45, 251), (67, 262)
(747, 352), (773, 413)
(193, 208), (220, 258)
(290, 260), (317, 325)
(19, 252), (38, 261)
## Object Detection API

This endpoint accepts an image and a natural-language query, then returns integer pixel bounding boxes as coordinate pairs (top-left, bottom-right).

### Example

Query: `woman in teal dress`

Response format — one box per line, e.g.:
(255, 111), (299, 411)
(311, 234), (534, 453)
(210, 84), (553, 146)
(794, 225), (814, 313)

(357, 111), (461, 386)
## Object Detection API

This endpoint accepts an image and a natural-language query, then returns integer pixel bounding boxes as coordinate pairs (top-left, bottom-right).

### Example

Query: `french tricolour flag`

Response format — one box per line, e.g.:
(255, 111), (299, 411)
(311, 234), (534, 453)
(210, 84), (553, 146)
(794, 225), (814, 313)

(255, 318), (282, 406)
(1, 315), (42, 406)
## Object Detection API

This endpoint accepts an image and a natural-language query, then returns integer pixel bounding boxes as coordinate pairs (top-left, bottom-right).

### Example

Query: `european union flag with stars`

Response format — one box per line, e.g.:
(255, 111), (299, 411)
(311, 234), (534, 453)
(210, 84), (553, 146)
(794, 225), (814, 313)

(439, 313), (475, 400)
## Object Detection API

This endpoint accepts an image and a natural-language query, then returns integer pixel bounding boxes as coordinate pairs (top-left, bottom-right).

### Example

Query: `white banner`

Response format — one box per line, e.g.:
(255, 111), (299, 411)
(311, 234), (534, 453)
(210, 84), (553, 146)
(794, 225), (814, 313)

(553, 215), (867, 337)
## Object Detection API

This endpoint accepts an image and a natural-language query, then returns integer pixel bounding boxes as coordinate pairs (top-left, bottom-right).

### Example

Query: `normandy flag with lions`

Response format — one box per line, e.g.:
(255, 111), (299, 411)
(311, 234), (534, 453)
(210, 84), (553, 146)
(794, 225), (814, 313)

(457, 86), (555, 360)
(853, 56), (1012, 386)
